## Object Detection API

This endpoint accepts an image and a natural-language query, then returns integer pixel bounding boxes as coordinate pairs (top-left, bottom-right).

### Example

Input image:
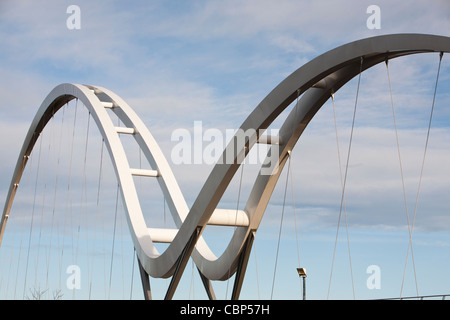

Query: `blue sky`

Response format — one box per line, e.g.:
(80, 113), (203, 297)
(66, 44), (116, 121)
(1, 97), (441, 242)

(1, 0), (450, 300)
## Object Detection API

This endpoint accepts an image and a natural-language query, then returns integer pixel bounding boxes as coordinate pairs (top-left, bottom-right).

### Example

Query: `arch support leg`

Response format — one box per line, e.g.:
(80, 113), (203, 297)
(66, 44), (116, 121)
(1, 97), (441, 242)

(165, 227), (201, 300)
(138, 257), (152, 300)
(232, 230), (256, 300)
(198, 269), (216, 300)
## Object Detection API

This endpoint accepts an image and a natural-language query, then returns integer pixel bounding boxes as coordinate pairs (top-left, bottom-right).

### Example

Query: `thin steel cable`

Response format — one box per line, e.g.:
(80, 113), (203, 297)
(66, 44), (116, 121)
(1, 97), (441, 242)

(119, 195), (126, 299)
(328, 92), (352, 300)
(331, 92), (351, 257)
(289, 154), (301, 268)
(386, 59), (419, 297)
(100, 139), (108, 298)
(328, 92), (349, 299)
(46, 106), (66, 291)
(270, 152), (291, 299)
(291, 90), (302, 269)
(108, 116), (123, 299)
(108, 183), (120, 299)
(59, 100), (78, 288)
(13, 152), (33, 298)
(89, 138), (105, 299)
(287, 152), (306, 298)
(3, 236), (15, 298)
(328, 57), (363, 300)
(130, 248), (136, 300)
(189, 259), (195, 299)
(73, 111), (91, 299)
(225, 162), (245, 299)
(23, 131), (44, 298)
(35, 113), (55, 290)
(253, 244), (261, 300)
(400, 52), (444, 297)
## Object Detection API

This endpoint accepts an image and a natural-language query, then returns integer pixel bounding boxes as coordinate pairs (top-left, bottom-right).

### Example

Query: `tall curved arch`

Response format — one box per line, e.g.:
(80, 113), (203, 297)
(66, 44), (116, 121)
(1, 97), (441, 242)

(188, 34), (450, 288)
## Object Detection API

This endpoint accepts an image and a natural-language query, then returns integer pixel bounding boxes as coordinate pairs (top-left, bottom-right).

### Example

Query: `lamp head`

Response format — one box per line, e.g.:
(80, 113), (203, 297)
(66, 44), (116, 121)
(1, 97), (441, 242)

(297, 267), (307, 277)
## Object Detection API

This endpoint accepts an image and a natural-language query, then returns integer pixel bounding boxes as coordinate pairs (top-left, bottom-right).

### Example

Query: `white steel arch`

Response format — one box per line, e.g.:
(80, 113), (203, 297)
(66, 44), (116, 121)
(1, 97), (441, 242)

(1, 33), (450, 300)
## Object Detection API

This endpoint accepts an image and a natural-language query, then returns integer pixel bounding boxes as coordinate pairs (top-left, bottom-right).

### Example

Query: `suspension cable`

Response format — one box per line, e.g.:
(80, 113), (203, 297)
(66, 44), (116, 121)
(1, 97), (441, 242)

(23, 128), (44, 298)
(189, 259), (196, 299)
(59, 99), (78, 289)
(328, 57), (363, 299)
(400, 52), (444, 297)
(35, 112), (55, 291)
(108, 183), (120, 299)
(225, 162), (245, 299)
(89, 138), (105, 299)
(46, 106), (66, 293)
(13, 139), (34, 298)
(330, 91), (353, 277)
(130, 248), (136, 300)
(289, 152), (301, 268)
(119, 195), (126, 299)
(270, 152), (291, 299)
(73, 110), (91, 299)
(386, 59), (418, 296)
(292, 90), (302, 269)
(254, 243), (261, 299)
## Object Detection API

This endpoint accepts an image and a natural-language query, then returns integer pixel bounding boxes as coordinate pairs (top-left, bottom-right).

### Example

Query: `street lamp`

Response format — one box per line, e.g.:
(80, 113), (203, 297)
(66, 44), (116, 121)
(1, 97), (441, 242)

(297, 268), (307, 300)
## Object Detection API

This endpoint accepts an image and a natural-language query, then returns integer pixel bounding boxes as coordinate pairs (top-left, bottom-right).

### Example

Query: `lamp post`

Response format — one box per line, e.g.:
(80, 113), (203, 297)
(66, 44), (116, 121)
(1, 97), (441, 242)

(297, 268), (307, 300)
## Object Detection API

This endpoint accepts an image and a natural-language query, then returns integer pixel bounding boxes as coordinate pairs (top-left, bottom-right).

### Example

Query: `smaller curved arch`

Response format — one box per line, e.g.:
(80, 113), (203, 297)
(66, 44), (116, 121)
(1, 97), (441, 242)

(0, 84), (176, 278)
